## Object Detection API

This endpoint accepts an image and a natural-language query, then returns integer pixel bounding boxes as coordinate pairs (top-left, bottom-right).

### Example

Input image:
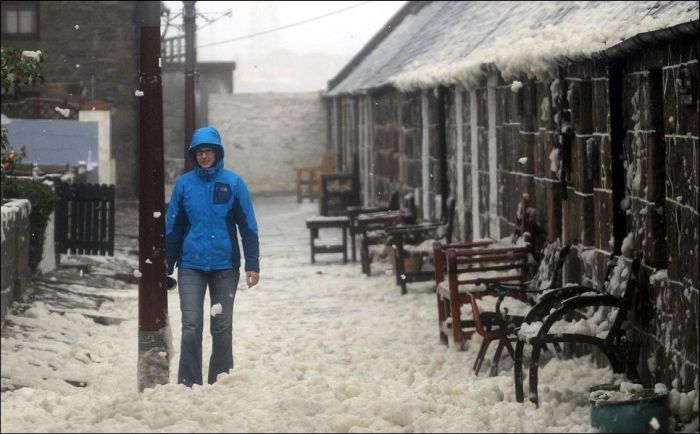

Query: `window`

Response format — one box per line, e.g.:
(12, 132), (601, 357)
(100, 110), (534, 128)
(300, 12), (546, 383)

(2, 2), (38, 38)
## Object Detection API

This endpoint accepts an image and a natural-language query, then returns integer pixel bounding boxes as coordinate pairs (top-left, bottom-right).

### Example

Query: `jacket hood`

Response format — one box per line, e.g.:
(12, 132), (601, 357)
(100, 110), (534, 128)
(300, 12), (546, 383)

(188, 126), (225, 163)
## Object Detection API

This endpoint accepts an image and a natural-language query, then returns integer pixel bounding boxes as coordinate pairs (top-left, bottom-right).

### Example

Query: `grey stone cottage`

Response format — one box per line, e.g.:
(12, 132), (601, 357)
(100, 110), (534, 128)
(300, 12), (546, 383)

(324, 1), (699, 392)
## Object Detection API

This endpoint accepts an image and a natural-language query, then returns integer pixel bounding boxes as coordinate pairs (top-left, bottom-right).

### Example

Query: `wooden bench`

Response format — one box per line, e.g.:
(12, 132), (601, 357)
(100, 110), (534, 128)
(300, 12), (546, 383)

(510, 253), (642, 406)
(385, 197), (456, 295)
(433, 193), (538, 350)
(471, 238), (570, 376)
(436, 243), (533, 352)
(305, 215), (350, 264)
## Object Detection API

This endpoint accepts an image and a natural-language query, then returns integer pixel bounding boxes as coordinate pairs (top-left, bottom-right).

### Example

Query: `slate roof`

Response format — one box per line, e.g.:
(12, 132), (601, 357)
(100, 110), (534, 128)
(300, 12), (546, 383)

(327, 1), (699, 95)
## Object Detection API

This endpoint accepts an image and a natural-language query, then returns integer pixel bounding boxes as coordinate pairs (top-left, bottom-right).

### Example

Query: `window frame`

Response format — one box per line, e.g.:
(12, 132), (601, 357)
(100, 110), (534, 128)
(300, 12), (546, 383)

(1, 1), (39, 39)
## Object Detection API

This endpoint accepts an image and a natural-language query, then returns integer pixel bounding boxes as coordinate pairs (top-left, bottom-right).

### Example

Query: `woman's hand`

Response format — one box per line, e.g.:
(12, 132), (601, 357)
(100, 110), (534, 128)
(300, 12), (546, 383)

(246, 271), (259, 288)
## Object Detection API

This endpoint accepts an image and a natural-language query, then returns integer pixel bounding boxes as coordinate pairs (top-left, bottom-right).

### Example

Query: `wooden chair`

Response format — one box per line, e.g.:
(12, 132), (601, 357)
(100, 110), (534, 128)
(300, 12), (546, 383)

(385, 197), (457, 295)
(357, 192), (414, 276)
(294, 151), (335, 203)
(318, 172), (356, 216)
(434, 193), (538, 351)
(510, 253), (642, 406)
(357, 210), (403, 276)
(318, 152), (361, 216)
(346, 205), (385, 262)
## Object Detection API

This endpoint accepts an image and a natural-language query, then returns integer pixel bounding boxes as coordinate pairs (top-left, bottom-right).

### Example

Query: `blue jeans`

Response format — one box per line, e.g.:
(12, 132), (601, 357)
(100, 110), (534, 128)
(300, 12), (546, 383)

(177, 268), (239, 386)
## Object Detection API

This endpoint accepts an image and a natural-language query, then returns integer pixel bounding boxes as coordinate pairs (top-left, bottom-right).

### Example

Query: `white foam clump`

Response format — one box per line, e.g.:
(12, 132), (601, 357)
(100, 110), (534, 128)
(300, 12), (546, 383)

(621, 232), (635, 258)
(649, 269), (668, 285)
(54, 107), (70, 118)
(21, 50), (42, 60)
(390, 2), (697, 92)
(549, 148), (559, 173)
(518, 321), (543, 342)
(668, 387), (698, 423)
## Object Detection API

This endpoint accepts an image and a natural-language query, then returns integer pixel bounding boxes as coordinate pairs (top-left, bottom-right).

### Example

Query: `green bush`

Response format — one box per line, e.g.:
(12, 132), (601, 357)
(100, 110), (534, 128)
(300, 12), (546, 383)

(4, 179), (57, 271)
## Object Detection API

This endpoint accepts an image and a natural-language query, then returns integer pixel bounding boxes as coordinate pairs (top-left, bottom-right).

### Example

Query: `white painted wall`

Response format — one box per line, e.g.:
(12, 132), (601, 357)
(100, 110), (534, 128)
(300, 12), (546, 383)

(487, 72), (500, 239)
(358, 96), (373, 206)
(38, 211), (56, 274)
(470, 90), (480, 238)
(79, 109), (114, 185)
(209, 92), (326, 194)
(421, 91), (430, 218)
(455, 86), (465, 240)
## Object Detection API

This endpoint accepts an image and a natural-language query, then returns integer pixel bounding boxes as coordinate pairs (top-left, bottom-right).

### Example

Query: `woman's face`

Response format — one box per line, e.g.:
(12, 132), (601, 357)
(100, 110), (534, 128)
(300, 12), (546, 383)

(195, 146), (216, 169)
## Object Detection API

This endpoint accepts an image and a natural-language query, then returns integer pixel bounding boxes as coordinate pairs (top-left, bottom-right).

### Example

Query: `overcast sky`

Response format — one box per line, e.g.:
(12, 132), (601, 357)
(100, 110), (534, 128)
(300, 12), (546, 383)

(162, 1), (407, 93)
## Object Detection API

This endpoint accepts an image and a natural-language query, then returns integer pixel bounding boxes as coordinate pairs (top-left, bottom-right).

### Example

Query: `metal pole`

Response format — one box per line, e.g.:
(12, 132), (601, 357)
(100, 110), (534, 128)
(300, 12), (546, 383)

(137, 0), (169, 392)
(183, 0), (196, 172)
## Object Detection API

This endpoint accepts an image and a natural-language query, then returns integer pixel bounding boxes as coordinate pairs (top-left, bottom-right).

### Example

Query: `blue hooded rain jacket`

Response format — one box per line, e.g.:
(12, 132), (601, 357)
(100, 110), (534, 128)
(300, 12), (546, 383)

(166, 126), (259, 274)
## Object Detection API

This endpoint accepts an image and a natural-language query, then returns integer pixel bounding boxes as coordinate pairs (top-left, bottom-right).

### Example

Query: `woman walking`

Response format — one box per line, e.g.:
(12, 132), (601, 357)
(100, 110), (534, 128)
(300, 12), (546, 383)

(166, 126), (260, 387)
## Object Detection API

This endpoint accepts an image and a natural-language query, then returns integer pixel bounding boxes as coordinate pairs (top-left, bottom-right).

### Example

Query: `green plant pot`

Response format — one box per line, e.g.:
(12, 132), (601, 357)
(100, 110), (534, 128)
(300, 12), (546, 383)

(590, 384), (671, 433)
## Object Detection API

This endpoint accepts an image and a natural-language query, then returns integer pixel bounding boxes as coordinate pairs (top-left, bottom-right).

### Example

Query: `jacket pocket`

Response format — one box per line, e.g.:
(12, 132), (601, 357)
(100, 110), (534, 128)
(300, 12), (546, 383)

(213, 182), (232, 204)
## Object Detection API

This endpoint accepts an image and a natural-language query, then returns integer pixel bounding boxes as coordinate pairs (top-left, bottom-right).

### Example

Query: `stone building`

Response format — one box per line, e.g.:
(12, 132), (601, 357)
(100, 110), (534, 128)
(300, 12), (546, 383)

(1, 1), (235, 199)
(1, 1), (140, 198)
(325, 1), (699, 392)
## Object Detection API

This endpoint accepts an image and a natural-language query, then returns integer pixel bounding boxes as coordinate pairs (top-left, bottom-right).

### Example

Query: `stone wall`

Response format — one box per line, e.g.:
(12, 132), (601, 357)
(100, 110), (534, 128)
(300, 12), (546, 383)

(327, 34), (698, 391)
(1, 199), (32, 323)
(209, 92), (326, 194)
(617, 39), (699, 391)
(162, 61), (236, 188)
